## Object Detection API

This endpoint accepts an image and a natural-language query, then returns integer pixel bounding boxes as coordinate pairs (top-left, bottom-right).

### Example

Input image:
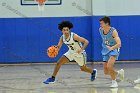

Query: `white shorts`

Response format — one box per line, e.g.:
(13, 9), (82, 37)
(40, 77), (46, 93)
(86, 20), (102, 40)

(63, 51), (87, 66)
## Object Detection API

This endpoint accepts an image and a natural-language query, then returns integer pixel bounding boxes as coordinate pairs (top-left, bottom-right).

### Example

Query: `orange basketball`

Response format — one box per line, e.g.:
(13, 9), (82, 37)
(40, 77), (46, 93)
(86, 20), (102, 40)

(47, 46), (58, 58)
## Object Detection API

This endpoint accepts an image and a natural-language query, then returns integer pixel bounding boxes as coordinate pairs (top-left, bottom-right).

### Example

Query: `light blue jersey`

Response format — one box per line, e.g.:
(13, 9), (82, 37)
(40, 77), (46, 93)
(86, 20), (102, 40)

(99, 27), (120, 61)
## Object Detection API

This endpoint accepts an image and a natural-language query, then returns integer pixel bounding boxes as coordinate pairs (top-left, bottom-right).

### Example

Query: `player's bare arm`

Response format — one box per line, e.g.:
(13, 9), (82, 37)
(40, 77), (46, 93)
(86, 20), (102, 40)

(107, 30), (121, 51)
(57, 36), (63, 51)
(74, 34), (89, 53)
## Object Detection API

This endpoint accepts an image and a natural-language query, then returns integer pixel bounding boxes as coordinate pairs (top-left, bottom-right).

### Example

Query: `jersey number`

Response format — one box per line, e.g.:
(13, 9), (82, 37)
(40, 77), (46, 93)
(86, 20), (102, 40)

(70, 46), (74, 50)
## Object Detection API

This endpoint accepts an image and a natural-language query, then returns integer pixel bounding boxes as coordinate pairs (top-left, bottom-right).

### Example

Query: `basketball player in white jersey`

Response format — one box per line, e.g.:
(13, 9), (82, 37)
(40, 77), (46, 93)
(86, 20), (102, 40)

(43, 21), (97, 84)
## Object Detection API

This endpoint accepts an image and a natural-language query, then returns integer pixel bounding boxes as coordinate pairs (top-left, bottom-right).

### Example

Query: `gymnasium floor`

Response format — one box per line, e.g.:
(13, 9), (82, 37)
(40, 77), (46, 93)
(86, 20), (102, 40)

(0, 62), (140, 93)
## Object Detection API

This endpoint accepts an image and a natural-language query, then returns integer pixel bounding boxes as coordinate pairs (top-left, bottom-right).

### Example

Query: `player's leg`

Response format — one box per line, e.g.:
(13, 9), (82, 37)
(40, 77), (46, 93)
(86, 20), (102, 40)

(75, 52), (97, 81)
(43, 55), (69, 84)
(80, 65), (92, 73)
(107, 56), (118, 87)
(109, 49), (124, 82)
(103, 62), (110, 75)
(80, 65), (97, 81)
(103, 55), (110, 75)
(107, 56), (118, 80)
(52, 55), (69, 77)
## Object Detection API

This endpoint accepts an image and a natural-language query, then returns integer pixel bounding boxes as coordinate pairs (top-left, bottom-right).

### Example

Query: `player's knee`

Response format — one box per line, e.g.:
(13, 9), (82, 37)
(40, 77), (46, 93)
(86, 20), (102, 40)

(104, 72), (108, 75)
(80, 66), (85, 71)
(107, 64), (113, 71)
(104, 67), (109, 75)
(104, 70), (109, 75)
(104, 66), (107, 70)
(56, 61), (63, 67)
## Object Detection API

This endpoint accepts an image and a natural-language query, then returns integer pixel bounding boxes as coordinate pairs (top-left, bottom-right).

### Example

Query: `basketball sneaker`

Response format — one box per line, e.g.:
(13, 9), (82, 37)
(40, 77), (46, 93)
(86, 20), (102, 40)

(91, 69), (97, 81)
(110, 80), (118, 88)
(43, 77), (55, 84)
(134, 78), (140, 84)
(117, 69), (124, 81)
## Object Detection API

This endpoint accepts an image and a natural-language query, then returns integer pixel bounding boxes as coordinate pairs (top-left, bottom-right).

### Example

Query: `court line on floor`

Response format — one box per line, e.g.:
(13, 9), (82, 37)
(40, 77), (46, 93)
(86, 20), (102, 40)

(0, 61), (140, 66)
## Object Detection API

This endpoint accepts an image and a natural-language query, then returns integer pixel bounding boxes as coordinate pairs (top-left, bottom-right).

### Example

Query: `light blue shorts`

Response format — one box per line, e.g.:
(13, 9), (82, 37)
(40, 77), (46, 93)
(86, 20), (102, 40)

(103, 49), (120, 62)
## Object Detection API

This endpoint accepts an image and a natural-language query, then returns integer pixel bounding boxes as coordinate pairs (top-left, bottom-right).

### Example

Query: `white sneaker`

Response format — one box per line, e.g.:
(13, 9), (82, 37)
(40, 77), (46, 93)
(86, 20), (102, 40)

(110, 88), (118, 93)
(134, 84), (140, 90)
(134, 78), (140, 84)
(110, 80), (118, 88)
(117, 69), (124, 81)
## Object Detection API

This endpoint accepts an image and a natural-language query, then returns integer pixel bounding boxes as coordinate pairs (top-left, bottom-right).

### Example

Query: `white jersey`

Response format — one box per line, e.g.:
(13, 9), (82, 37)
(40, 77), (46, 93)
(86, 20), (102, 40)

(62, 32), (84, 53)
(62, 32), (87, 66)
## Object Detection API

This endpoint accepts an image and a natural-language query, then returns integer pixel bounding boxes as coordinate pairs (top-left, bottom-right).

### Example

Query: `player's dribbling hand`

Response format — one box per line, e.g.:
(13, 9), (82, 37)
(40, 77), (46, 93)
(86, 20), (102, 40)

(52, 45), (59, 52)
(77, 49), (83, 54)
(106, 45), (113, 51)
(52, 45), (58, 49)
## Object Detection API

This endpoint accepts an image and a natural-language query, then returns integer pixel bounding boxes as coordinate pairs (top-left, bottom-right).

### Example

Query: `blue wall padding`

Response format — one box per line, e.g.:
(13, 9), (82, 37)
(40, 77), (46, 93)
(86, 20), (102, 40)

(0, 16), (140, 63)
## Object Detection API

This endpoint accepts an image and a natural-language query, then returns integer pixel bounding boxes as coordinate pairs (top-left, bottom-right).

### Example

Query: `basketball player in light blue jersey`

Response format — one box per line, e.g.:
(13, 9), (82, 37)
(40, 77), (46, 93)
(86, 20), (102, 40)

(99, 16), (124, 88)
(43, 21), (97, 84)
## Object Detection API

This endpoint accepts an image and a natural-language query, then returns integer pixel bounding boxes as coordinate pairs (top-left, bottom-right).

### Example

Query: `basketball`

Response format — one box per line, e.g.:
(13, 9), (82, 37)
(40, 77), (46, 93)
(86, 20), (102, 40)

(47, 46), (58, 58)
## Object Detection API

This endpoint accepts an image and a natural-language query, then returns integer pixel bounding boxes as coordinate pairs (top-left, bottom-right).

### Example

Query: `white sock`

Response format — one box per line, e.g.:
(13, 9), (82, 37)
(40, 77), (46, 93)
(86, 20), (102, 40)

(112, 80), (117, 83)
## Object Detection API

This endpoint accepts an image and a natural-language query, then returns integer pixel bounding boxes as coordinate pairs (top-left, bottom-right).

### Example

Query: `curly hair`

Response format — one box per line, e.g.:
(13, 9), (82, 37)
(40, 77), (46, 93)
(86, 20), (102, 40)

(58, 21), (73, 30)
